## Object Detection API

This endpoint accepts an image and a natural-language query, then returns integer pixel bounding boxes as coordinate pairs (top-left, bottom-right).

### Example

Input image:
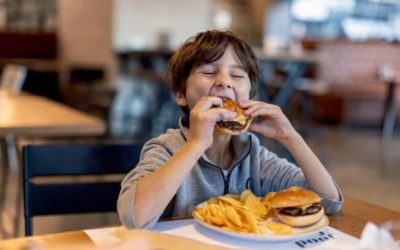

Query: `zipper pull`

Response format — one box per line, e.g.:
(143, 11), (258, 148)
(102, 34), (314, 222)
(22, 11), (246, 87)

(223, 177), (229, 195)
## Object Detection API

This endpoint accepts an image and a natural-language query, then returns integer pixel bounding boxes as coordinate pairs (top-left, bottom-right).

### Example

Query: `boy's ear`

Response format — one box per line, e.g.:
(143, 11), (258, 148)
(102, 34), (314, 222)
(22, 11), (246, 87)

(174, 91), (187, 106)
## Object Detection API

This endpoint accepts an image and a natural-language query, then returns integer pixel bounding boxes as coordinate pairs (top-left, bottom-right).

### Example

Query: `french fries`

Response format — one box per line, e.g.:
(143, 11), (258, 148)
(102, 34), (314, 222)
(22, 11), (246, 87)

(194, 189), (292, 235)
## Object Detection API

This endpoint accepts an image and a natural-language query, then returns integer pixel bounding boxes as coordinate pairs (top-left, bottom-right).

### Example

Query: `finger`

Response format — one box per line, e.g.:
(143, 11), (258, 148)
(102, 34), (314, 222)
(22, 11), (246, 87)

(238, 99), (258, 108)
(192, 107), (236, 122)
(243, 102), (265, 116)
(240, 101), (279, 116)
(193, 96), (223, 112)
(238, 99), (269, 108)
(249, 122), (267, 134)
(205, 108), (237, 122)
(245, 103), (279, 118)
(248, 107), (280, 119)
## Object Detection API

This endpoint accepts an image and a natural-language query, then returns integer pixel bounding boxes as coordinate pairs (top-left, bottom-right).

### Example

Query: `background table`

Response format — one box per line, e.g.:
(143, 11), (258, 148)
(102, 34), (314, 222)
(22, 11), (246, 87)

(254, 49), (323, 109)
(0, 91), (105, 136)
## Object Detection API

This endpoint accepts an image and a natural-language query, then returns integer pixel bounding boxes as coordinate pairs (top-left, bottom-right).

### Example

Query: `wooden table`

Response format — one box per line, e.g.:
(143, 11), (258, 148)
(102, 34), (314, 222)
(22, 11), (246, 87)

(0, 91), (105, 136)
(0, 196), (399, 249)
(0, 91), (106, 237)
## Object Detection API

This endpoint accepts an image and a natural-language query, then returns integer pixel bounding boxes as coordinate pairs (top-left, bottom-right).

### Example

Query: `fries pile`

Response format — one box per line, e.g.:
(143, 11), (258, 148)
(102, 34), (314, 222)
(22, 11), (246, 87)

(194, 190), (292, 235)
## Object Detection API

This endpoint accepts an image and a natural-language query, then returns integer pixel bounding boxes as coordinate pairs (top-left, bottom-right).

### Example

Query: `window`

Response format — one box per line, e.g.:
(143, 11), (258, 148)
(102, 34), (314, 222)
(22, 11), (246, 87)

(0, 0), (57, 31)
(290, 0), (400, 41)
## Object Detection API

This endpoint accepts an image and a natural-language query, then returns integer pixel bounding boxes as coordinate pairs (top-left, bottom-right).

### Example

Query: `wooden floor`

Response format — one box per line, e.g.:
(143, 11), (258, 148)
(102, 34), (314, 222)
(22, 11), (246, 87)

(1, 124), (399, 239)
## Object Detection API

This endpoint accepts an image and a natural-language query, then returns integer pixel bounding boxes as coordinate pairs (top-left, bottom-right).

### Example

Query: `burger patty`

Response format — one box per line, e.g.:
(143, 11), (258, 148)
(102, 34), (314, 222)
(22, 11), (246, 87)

(217, 120), (247, 131)
(279, 203), (321, 216)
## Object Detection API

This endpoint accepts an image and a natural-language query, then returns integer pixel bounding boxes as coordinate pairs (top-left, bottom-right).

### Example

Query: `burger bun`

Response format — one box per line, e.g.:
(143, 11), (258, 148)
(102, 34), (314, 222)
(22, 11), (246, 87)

(270, 187), (322, 209)
(215, 99), (252, 135)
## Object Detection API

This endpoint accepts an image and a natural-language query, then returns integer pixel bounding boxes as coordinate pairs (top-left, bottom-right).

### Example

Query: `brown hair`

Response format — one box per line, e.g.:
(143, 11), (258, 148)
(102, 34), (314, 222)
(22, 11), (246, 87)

(166, 30), (260, 99)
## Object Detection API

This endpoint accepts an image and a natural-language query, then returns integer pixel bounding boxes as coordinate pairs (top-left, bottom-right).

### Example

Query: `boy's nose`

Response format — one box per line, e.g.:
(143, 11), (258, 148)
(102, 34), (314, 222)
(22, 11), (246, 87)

(216, 80), (233, 89)
(215, 73), (233, 89)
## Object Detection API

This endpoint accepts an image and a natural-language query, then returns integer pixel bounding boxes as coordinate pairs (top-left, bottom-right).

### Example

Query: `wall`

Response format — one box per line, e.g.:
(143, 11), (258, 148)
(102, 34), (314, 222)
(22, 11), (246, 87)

(249, 0), (273, 45)
(113, 0), (212, 51)
(57, 0), (270, 89)
(58, 0), (115, 86)
(212, 0), (252, 42)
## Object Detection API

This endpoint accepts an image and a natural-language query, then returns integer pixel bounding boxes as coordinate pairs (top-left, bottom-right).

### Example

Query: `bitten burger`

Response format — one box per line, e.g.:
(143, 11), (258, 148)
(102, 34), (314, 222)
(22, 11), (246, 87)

(270, 186), (324, 227)
(215, 99), (252, 135)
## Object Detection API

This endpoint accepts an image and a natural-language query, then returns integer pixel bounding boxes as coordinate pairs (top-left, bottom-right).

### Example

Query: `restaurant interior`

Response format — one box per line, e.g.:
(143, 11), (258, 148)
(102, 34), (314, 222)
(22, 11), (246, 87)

(0, 0), (400, 248)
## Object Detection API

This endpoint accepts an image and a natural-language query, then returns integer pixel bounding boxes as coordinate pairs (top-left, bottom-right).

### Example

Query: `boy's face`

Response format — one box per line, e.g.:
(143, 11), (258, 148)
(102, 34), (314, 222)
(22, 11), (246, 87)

(175, 46), (251, 110)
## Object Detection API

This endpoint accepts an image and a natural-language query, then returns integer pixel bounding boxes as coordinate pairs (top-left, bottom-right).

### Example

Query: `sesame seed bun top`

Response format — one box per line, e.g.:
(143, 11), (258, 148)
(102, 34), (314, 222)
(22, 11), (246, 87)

(270, 186), (322, 209)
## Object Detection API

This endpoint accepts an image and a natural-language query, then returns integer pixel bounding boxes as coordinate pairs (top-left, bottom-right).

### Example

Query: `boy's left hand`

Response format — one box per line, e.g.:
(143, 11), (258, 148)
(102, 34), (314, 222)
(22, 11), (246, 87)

(239, 100), (297, 142)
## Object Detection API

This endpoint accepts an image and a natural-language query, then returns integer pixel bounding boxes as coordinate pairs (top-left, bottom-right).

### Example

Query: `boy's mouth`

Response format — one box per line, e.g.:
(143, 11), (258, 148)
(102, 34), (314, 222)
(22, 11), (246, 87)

(208, 89), (235, 101)
(220, 96), (230, 101)
(213, 95), (233, 101)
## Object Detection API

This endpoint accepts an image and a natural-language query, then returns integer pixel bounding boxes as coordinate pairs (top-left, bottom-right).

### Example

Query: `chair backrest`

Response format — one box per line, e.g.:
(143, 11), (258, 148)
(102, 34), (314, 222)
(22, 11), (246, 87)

(23, 143), (142, 236)
(0, 64), (27, 94)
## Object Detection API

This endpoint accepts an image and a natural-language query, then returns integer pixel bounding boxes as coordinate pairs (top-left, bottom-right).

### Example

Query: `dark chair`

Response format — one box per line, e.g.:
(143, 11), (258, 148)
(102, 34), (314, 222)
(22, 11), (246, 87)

(22, 143), (142, 236)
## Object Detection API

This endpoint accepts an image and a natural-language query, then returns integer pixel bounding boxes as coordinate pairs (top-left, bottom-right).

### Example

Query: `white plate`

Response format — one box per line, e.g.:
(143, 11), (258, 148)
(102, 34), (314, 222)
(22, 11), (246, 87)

(192, 202), (329, 242)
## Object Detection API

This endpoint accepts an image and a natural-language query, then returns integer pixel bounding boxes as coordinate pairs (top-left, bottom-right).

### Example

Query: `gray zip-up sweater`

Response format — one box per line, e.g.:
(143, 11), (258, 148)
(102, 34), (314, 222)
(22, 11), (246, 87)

(118, 120), (343, 229)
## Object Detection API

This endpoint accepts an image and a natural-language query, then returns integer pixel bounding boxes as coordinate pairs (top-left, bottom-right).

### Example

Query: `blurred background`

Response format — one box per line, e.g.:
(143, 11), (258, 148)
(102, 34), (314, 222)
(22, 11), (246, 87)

(1, 0), (399, 237)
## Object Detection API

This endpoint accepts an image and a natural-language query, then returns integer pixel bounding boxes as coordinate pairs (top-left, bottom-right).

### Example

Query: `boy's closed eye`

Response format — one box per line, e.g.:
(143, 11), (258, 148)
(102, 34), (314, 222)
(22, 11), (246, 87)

(230, 67), (247, 79)
(202, 71), (216, 76)
(198, 64), (215, 74)
(231, 73), (245, 79)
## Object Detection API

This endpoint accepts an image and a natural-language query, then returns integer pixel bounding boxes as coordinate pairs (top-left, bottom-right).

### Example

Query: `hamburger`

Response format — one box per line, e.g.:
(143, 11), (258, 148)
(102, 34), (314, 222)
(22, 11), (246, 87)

(215, 99), (252, 135)
(270, 186), (324, 227)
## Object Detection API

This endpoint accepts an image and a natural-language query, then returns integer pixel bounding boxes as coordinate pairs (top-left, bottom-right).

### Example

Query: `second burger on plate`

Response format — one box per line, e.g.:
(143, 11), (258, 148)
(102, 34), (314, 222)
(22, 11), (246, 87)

(270, 186), (324, 227)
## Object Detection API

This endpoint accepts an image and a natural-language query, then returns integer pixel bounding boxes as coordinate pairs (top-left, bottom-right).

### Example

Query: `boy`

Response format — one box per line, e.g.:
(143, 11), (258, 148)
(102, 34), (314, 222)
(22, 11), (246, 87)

(118, 30), (343, 229)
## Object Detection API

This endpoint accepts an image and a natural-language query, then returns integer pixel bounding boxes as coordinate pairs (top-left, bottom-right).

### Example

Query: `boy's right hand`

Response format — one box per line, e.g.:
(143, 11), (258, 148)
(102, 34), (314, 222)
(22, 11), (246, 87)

(187, 96), (237, 150)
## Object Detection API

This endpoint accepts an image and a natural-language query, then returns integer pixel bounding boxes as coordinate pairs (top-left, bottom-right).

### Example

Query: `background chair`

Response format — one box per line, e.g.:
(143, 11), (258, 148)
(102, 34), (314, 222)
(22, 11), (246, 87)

(22, 143), (142, 236)
(0, 64), (27, 94)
